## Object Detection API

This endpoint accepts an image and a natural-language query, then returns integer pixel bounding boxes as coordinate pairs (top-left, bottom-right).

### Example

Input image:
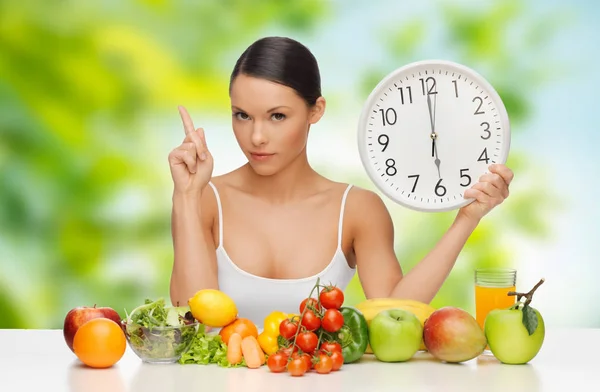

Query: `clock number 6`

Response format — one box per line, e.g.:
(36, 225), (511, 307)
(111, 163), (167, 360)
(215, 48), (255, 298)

(435, 178), (447, 197)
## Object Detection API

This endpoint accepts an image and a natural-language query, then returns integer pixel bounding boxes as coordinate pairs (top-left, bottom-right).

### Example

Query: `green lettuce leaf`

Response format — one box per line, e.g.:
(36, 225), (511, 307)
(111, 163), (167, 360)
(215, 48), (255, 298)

(178, 326), (246, 367)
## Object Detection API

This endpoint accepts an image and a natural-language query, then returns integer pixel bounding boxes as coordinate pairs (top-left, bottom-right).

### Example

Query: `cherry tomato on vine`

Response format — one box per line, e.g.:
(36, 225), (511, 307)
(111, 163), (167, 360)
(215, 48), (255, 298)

(320, 341), (342, 354)
(322, 308), (344, 332)
(293, 352), (313, 370)
(279, 319), (298, 340)
(295, 331), (318, 353)
(299, 297), (321, 314)
(301, 310), (321, 331)
(287, 357), (308, 377)
(314, 352), (333, 374)
(330, 351), (344, 371)
(279, 346), (298, 357)
(319, 286), (344, 309)
(267, 352), (288, 373)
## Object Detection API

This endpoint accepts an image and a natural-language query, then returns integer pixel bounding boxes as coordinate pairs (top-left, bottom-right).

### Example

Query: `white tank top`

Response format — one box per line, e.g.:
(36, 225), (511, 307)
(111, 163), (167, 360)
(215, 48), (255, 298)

(208, 182), (356, 329)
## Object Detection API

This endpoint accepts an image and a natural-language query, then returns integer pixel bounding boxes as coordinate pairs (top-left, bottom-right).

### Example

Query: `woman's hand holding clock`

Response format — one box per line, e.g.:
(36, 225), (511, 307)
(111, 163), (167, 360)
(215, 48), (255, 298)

(458, 164), (514, 223)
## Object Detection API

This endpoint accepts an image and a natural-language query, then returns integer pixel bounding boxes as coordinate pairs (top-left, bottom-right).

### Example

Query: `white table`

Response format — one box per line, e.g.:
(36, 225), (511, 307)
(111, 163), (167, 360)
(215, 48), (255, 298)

(1, 328), (598, 391)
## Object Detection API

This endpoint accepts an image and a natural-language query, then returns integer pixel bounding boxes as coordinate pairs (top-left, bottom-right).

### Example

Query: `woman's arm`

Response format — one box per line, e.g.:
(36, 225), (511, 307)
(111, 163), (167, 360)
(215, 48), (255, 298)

(169, 189), (219, 306)
(352, 164), (513, 303)
(387, 212), (479, 302)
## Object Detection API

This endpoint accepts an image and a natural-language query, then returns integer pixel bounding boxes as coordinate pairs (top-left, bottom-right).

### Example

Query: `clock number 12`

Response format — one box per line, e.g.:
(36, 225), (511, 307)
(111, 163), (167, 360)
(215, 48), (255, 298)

(419, 77), (437, 95)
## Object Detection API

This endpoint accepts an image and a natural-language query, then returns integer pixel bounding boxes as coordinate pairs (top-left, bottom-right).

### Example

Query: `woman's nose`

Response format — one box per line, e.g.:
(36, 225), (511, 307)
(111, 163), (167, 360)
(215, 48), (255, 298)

(250, 123), (268, 146)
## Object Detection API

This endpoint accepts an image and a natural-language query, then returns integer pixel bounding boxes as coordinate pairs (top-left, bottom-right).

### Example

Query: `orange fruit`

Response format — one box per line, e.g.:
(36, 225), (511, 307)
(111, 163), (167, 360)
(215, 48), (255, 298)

(219, 318), (258, 345)
(73, 317), (126, 368)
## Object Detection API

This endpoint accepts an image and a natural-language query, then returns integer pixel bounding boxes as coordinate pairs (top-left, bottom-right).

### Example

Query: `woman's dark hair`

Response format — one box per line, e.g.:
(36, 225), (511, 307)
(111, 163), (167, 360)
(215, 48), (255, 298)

(229, 36), (322, 106)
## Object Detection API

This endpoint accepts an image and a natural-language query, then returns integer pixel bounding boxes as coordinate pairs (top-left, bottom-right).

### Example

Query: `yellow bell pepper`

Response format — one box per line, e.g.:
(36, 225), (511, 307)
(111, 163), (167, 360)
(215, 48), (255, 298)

(257, 311), (289, 355)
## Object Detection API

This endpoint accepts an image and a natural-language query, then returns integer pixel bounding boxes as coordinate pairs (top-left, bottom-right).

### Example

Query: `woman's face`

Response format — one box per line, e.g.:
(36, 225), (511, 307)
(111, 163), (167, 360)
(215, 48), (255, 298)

(229, 74), (325, 176)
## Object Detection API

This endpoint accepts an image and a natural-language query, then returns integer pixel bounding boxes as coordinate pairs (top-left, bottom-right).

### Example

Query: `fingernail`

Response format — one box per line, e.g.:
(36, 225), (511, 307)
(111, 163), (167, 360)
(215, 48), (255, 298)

(200, 152), (207, 160)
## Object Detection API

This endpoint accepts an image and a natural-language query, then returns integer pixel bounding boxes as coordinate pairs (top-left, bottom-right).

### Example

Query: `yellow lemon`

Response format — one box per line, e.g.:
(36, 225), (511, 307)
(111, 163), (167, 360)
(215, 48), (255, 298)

(188, 289), (238, 327)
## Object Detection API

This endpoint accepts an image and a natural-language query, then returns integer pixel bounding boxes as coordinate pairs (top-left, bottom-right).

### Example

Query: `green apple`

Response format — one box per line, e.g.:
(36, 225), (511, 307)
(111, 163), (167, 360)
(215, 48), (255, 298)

(369, 308), (423, 362)
(485, 305), (545, 364)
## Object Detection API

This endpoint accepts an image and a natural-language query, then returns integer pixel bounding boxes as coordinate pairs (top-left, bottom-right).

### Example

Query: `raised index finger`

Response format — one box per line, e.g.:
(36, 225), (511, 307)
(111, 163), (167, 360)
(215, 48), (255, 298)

(178, 105), (195, 135)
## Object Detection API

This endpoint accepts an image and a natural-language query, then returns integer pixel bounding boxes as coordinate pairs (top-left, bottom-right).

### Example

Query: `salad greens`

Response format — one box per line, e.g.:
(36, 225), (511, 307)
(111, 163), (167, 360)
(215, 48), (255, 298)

(124, 298), (248, 366)
(123, 298), (198, 359)
(178, 324), (246, 367)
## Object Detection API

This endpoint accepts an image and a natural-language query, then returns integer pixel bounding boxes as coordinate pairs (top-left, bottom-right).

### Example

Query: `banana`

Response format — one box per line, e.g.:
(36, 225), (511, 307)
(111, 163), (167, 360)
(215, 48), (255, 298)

(354, 298), (436, 352)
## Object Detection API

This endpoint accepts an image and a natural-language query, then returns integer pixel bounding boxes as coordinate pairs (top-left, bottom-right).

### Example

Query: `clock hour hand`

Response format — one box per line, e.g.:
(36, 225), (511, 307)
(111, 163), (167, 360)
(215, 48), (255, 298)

(433, 141), (441, 178)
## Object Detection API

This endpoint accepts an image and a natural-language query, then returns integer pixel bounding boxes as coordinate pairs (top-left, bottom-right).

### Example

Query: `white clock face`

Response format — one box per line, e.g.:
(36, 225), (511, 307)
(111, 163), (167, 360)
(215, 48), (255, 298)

(357, 60), (511, 212)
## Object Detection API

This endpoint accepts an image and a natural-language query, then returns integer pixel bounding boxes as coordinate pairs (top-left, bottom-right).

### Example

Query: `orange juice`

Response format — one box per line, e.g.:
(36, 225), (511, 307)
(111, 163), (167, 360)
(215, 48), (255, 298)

(475, 284), (516, 330)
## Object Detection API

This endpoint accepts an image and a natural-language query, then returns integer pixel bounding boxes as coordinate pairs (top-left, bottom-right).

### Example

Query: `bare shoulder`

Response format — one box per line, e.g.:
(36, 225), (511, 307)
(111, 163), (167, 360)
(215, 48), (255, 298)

(198, 172), (240, 246)
(345, 185), (394, 236)
(200, 171), (238, 207)
(346, 186), (390, 216)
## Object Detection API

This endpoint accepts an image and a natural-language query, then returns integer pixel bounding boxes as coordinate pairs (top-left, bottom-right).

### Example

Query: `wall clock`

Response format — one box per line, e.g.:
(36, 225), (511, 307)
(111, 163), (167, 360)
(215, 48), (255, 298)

(357, 60), (511, 212)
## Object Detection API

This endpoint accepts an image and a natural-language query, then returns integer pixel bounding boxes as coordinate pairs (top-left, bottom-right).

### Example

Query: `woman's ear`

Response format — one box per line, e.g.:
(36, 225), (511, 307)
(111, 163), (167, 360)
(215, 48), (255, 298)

(309, 97), (326, 124)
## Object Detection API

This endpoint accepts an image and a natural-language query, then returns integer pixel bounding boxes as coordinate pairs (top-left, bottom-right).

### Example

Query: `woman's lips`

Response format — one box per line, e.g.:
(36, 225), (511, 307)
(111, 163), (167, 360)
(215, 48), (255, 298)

(250, 152), (275, 161)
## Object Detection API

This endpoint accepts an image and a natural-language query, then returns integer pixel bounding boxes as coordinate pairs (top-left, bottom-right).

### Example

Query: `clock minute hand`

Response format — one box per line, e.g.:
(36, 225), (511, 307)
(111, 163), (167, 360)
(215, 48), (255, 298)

(427, 94), (441, 178)
(427, 94), (437, 158)
(427, 93), (436, 133)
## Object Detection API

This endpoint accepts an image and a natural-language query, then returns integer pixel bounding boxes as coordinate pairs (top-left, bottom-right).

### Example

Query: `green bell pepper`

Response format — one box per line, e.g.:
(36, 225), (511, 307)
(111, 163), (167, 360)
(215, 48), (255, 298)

(336, 306), (369, 363)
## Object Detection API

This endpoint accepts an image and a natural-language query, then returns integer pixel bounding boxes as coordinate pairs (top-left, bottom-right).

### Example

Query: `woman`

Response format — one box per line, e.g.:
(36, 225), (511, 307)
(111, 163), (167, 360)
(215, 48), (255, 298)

(168, 36), (513, 328)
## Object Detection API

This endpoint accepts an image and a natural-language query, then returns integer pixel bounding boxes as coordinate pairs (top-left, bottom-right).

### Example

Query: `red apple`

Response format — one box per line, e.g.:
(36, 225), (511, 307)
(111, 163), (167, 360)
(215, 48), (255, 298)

(423, 306), (487, 363)
(63, 305), (122, 352)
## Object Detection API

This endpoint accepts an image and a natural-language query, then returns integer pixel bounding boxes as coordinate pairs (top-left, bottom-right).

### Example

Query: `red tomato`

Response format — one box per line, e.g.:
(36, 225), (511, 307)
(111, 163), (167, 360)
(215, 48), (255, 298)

(293, 352), (313, 370)
(319, 286), (344, 309)
(300, 298), (321, 314)
(320, 341), (342, 354)
(279, 346), (298, 357)
(322, 309), (344, 332)
(301, 310), (321, 331)
(330, 351), (344, 371)
(295, 331), (318, 353)
(279, 319), (298, 340)
(314, 353), (333, 374)
(267, 352), (288, 373)
(287, 357), (308, 377)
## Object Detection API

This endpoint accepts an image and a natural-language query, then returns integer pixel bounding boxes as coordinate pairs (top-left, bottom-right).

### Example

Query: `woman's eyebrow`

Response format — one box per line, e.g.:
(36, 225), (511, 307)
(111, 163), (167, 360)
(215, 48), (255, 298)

(267, 106), (291, 113)
(231, 105), (291, 113)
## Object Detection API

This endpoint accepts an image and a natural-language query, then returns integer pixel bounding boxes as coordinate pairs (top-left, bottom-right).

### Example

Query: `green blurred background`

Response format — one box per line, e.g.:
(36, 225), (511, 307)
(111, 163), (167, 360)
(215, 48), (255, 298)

(1, 0), (598, 329)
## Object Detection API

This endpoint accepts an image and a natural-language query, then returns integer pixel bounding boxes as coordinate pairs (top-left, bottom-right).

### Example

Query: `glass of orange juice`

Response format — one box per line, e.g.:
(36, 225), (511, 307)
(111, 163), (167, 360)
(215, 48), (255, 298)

(474, 268), (517, 331)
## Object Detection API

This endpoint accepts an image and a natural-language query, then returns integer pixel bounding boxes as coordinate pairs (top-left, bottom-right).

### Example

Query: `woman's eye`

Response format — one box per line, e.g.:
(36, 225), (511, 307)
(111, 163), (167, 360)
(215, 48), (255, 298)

(234, 112), (250, 120)
(271, 113), (286, 121)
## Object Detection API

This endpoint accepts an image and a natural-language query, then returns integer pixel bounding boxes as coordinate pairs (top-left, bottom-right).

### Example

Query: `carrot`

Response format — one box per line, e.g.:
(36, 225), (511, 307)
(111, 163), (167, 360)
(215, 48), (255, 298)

(241, 335), (265, 369)
(227, 332), (243, 365)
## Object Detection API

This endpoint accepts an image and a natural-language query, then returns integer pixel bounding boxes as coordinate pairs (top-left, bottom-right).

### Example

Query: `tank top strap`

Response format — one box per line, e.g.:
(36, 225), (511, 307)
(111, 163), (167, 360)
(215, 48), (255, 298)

(207, 182), (224, 247)
(337, 184), (353, 247)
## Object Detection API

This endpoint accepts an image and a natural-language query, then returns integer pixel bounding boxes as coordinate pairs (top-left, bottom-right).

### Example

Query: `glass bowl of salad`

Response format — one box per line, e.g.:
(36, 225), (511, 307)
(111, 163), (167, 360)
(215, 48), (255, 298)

(122, 298), (200, 364)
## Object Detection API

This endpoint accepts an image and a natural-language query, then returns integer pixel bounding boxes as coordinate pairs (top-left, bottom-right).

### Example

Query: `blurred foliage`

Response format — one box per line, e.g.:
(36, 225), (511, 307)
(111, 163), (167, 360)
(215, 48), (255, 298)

(0, 0), (328, 329)
(0, 0), (566, 328)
